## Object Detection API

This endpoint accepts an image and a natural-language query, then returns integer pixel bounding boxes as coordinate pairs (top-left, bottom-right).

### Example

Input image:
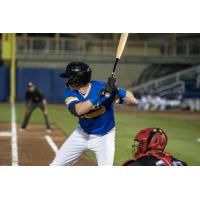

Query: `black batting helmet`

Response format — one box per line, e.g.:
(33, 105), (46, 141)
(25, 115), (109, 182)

(60, 62), (92, 88)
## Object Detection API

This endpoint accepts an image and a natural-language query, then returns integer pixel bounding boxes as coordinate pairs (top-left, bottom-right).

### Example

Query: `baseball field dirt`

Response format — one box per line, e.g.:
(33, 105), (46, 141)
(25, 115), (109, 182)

(0, 124), (12, 165)
(0, 123), (95, 166)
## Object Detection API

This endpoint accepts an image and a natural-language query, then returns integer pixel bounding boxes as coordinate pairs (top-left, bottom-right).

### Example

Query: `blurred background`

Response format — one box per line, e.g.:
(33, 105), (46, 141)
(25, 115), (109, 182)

(0, 33), (200, 111)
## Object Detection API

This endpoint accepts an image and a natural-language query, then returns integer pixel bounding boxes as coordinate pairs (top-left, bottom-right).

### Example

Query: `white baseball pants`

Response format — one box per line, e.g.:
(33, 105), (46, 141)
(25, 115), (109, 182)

(51, 127), (115, 166)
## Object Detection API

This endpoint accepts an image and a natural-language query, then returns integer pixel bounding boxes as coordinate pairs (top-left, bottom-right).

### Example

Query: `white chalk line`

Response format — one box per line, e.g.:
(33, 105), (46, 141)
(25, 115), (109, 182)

(11, 103), (18, 166)
(45, 135), (59, 154)
(0, 132), (12, 137)
(197, 138), (200, 142)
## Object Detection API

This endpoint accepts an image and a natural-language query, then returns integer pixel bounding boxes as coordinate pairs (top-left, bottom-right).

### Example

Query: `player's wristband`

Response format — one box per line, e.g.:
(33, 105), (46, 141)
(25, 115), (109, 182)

(118, 88), (127, 99)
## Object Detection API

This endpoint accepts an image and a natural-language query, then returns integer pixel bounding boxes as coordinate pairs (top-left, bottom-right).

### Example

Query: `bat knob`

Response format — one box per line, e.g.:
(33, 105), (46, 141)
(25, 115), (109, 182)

(105, 92), (111, 98)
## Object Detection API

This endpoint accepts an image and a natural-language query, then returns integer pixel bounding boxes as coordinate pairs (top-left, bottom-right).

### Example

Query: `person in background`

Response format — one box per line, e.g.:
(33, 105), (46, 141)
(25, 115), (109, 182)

(137, 91), (150, 110)
(20, 82), (52, 133)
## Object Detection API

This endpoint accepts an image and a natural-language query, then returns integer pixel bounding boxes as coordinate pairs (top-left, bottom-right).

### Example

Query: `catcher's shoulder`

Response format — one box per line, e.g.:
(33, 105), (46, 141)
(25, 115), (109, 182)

(122, 159), (136, 166)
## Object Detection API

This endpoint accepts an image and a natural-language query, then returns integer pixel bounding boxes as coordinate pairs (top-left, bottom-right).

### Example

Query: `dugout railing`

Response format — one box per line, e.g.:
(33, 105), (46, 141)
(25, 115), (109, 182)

(1, 36), (200, 58)
(130, 65), (200, 96)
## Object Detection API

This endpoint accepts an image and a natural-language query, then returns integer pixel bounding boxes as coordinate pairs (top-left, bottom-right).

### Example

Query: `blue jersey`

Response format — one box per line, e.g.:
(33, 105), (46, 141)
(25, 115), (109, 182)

(64, 80), (120, 135)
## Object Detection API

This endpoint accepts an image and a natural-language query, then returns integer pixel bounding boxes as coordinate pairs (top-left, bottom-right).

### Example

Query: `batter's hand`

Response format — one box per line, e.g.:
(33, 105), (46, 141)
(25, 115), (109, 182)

(100, 77), (118, 97)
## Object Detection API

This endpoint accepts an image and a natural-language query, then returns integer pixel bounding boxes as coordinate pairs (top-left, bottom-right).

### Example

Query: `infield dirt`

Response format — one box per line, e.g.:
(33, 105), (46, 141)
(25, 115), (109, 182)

(0, 123), (95, 166)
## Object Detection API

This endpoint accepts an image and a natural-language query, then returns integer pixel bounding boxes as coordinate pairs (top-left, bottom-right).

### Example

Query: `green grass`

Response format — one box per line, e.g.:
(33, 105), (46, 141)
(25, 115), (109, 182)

(1, 103), (200, 166)
(0, 103), (11, 122)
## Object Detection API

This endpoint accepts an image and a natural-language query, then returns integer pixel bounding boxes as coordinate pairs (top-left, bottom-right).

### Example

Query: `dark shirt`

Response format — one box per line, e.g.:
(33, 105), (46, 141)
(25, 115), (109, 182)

(124, 155), (187, 166)
(25, 89), (44, 103)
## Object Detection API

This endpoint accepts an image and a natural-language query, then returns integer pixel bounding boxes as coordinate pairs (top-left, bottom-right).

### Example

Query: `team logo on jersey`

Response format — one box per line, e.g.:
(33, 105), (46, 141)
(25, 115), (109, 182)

(83, 106), (106, 119)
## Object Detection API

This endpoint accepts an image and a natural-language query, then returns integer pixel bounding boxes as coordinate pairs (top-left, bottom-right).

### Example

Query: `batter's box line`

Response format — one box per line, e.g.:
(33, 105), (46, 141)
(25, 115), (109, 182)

(0, 131), (12, 137)
(45, 135), (59, 154)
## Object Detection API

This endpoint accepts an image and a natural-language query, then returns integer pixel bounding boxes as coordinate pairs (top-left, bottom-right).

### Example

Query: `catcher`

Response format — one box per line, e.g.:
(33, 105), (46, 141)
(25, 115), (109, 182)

(123, 128), (187, 166)
(20, 82), (52, 133)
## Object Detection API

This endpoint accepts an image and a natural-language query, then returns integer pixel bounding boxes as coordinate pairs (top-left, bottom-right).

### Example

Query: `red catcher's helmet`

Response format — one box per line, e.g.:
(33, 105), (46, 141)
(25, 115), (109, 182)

(133, 128), (168, 160)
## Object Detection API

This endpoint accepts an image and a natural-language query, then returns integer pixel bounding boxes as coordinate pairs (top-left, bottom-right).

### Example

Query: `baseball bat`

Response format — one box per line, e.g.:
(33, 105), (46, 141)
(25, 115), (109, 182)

(103, 33), (129, 98)
(111, 33), (129, 77)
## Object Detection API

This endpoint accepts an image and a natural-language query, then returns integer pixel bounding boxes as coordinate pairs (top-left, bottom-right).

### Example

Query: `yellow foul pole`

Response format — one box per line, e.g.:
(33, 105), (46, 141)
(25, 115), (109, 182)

(1, 33), (16, 103)
(2, 33), (18, 166)
(10, 33), (16, 104)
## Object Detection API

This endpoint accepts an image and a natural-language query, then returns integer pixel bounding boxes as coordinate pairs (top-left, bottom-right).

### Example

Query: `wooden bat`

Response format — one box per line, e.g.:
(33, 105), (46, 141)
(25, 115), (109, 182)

(111, 33), (129, 77)
(102, 33), (129, 98)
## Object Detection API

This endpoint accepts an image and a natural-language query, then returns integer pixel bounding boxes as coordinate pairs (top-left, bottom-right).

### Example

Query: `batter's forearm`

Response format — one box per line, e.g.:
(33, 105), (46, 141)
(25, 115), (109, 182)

(75, 100), (94, 116)
(75, 94), (108, 116)
(123, 91), (137, 106)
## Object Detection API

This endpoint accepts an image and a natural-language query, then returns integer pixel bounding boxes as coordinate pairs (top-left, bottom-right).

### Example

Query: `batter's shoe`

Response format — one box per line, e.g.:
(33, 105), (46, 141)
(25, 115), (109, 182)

(46, 129), (52, 134)
(19, 128), (26, 132)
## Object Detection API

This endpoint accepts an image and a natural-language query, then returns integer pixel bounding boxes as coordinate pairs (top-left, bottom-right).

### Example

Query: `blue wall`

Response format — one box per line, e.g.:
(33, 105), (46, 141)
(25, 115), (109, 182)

(0, 67), (10, 101)
(0, 67), (66, 103)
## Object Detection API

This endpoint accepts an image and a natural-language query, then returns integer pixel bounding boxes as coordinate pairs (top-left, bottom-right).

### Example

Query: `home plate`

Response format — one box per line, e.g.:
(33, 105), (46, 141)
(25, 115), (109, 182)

(0, 132), (12, 137)
(197, 138), (200, 142)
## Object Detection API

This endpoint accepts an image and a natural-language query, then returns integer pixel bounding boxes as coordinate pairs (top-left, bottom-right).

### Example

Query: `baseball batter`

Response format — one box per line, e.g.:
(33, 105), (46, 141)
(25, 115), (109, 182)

(51, 62), (137, 166)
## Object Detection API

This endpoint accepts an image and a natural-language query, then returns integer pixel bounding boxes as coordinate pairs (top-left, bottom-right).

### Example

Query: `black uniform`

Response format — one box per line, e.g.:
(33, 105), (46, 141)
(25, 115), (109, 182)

(124, 152), (187, 166)
(21, 89), (51, 130)
(25, 89), (44, 103)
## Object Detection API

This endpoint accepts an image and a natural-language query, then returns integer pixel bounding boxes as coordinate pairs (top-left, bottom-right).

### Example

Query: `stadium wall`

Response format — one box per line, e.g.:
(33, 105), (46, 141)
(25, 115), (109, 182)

(0, 64), (147, 103)
(16, 68), (65, 103)
(90, 63), (147, 87)
(16, 63), (148, 86)
(0, 67), (10, 101)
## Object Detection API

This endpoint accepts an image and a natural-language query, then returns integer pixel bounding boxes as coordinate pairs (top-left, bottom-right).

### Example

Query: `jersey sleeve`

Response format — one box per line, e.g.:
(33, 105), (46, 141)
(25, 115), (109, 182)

(118, 87), (127, 102)
(64, 89), (79, 108)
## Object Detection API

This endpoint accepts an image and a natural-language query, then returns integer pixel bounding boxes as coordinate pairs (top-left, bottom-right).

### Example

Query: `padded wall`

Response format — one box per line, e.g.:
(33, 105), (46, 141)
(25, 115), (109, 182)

(16, 68), (65, 103)
(0, 67), (10, 101)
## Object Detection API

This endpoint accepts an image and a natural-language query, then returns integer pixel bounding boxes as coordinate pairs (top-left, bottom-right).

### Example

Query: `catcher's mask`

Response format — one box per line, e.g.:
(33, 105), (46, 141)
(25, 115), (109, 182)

(132, 128), (168, 160)
(59, 62), (92, 88)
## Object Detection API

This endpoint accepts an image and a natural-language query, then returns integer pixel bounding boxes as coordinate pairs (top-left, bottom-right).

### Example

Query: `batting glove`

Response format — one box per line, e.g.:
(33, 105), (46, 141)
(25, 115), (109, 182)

(100, 77), (118, 98)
